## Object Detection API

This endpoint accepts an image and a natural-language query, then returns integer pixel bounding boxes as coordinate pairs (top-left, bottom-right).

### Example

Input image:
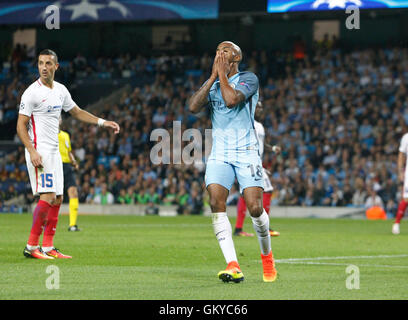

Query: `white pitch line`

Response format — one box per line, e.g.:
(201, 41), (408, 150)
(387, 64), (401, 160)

(100, 224), (211, 228)
(275, 254), (408, 263)
(278, 261), (408, 269)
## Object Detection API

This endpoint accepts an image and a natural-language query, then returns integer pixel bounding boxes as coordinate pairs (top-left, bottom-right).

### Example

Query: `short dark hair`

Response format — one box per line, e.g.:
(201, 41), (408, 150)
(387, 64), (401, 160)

(38, 49), (58, 63)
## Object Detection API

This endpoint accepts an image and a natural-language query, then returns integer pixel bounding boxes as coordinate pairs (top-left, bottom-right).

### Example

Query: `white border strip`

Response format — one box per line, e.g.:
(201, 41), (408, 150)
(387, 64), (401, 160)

(276, 254), (408, 263)
(279, 261), (408, 269)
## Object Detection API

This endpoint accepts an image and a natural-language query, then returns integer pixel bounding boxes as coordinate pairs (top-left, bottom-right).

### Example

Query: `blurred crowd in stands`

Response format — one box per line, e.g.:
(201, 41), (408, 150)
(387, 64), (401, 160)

(1, 40), (408, 216)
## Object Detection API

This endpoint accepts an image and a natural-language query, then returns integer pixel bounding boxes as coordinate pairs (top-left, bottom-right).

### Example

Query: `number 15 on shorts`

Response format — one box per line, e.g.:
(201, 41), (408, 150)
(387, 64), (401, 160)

(40, 173), (53, 188)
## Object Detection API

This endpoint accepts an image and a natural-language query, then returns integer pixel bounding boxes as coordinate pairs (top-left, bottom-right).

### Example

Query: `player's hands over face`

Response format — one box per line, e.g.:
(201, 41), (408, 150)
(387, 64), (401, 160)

(103, 121), (120, 134)
(29, 149), (43, 168)
(216, 53), (231, 77)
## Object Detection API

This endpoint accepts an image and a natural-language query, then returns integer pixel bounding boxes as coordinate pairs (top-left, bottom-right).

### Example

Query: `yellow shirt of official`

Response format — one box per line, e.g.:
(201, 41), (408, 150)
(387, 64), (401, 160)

(58, 130), (72, 164)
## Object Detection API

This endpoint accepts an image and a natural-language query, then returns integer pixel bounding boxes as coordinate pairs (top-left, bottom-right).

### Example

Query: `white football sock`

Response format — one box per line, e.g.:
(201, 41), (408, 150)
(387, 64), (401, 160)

(42, 246), (53, 252)
(212, 212), (238, 264)
(251, 210), (271, 255)
(26, 244), (39, 251)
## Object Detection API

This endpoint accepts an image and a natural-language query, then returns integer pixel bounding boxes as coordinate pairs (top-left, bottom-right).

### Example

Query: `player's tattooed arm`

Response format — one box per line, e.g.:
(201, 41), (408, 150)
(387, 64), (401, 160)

(16, 114), (43, 168)
(188, 54), (220, 113)
(188, 77), (217, 114)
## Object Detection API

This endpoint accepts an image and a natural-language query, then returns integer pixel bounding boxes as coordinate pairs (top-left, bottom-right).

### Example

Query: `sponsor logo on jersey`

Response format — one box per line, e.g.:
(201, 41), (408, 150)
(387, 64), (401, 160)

(211, 100), (227, 110)
(47, 105), (62, 112)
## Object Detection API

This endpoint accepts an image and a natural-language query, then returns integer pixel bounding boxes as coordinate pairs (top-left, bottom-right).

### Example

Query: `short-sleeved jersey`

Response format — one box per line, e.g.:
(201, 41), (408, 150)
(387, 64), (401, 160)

(19, 79), (76, 154)
(58, 130), (72, 163)
(399, 133), (408, 155)
(254, 120), (265, 158)
(399, 133), (408, 172)
(207, 71), (259, 159)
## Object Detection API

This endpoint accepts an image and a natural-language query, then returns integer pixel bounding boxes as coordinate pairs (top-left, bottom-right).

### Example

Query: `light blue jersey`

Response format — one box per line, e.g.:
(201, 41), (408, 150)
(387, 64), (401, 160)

(205, 71), (264, 192)
(208, 71), (260, 161)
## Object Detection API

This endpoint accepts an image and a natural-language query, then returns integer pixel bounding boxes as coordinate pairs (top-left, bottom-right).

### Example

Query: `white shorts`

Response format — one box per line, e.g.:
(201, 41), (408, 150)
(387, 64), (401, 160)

(262, 168), (274, 193)
(403, 179), (408, 199)
(25, 149), (64, 196)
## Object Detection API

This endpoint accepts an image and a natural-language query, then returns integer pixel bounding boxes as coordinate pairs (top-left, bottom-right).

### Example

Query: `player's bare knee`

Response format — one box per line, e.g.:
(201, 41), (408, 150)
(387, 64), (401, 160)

(210, 197), (226, 213)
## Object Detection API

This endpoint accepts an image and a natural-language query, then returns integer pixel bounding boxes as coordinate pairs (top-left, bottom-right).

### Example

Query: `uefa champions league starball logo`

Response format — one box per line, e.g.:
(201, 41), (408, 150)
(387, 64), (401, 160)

(312, 0), (362, 9)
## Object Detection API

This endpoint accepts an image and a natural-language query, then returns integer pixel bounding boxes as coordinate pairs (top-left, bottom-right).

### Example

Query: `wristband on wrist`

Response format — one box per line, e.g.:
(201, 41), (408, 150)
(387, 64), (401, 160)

(97, 118), (106, 127)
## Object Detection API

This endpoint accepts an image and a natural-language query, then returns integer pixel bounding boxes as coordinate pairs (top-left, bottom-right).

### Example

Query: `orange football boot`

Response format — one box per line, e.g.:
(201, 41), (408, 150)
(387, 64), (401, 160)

(261, 251), (277, 282)
(218, 261), (244, 283)
(23, 247), (55, 260)
(45, 248), (72, 259)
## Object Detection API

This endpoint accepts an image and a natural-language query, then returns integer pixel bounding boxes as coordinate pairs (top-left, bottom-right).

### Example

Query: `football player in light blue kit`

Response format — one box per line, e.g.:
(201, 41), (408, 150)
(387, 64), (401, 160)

(189, 41), (277, 283)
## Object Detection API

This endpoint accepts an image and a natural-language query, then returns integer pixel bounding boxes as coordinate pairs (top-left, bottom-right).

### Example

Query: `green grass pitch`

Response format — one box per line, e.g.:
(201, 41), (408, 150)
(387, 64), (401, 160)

(0, 214), (407, 300)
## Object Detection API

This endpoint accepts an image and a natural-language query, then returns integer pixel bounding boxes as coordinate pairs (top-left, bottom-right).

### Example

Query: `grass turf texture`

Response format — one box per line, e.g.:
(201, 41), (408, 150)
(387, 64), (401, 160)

(0, 214), (407, 300)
